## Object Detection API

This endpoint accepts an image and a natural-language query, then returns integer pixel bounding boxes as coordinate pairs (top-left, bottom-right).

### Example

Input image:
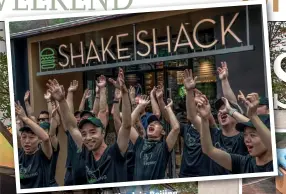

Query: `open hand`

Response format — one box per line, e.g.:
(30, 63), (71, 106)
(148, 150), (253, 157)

(84, 89), (91, 99)
(109, 68), (127, 93)
(24, 91), (30, 102)
(155, 85), (164, 99)
(15, 101), (27, 120)
(96, 75), (107, 88)
(46, 79), (65, 102)
(139, 95), (150, 107)
(217, 61), (229, 80)
(68, 80), (78, 92)
(129, 86), (136, 100)
(184, 69), (197, 91)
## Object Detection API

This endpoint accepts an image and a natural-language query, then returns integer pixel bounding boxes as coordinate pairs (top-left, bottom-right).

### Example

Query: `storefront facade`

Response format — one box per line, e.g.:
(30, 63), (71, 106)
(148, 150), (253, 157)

(11, 4), (267, 185)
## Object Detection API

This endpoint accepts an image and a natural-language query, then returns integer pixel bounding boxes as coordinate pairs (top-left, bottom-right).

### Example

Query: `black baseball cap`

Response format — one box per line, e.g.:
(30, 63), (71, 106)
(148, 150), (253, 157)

(19, 126), (34, 133)
(147, 114), (163, 126)
(78, 117), (104, 130)
(80, 110), (95, 118)
(236, 114), (270, 132)
(214, 98), (243, 114)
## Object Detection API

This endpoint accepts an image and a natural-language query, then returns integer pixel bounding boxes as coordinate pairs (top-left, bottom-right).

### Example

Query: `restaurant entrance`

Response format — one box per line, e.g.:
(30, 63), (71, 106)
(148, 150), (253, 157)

(83, 55), (217, 177)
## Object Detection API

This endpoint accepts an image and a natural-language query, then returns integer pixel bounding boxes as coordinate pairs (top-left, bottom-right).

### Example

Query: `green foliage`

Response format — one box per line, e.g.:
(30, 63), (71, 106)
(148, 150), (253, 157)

(9, 17), (84, 34)
(276, 133), (286, 143)
(0, 37), (10, 121)
(268, 22), (286, 107)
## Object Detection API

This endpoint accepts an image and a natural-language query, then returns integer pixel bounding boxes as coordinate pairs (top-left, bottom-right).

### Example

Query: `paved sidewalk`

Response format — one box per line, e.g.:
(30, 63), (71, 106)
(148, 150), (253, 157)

(275, 110), (286, 129)
(243, 177), (280, 194)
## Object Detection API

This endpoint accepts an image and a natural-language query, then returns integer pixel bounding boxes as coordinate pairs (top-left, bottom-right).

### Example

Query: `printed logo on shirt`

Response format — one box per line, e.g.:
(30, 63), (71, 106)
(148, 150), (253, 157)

(19, 164), (38, 179)
(214, 142), (232, 153)
(142, 153), (157, 166)
(85, 166), (107, 184)
(185, 133), (199, 147)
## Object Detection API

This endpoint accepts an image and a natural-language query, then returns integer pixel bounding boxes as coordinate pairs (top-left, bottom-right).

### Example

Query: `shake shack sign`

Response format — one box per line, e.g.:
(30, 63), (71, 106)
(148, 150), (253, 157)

(39, 12), (248, 74)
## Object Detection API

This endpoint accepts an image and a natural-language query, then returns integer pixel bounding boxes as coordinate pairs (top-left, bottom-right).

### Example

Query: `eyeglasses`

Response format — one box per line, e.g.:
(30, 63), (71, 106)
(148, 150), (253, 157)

(38, 118), (49, 122)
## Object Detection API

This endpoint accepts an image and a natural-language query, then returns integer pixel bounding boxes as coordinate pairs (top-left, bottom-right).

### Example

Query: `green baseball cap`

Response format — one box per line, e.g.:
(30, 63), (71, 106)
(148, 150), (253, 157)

(78, 117), (104, 130)
(236, 114), (270, 132)
(259, 97), (269, 106)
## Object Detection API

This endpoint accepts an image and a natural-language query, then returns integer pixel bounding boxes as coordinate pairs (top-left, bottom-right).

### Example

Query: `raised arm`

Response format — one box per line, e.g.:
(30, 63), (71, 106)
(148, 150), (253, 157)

(110, 68), (131, 153)
(67, 80), (78, 113)
(244, 93), (272, 150)
(15, 101), (52, 159)
(44, 91), (53, 120)
(112, 88), (122, 134)
(49, 102), (60, 150)
(194, 89), (218, 128)
(220, 97), (249, 123)
(129, 86), (137, 111)
(97, 75), (108, 128)
(91, 84), (100, 116)
(156, 85), (169, 123)
(197, 99), (232, 171)
(150, 87), (161, 119)
(129, 95), (150, 144)
(24, 91), (34, 118)
(218, 61), (237, 104)
(184, 69), (201, 130)
(165, 99), (180, 151)
(47, 79), (83, 149)
(79, 89), (91, 112)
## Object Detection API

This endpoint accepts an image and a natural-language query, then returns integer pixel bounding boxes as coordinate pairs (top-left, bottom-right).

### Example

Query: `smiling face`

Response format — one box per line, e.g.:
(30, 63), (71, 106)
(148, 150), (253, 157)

(147, 121), (164, 139)
(217, 104), (237, 127)
(244, 127), (267, 157)
(80, 122), (105, 151)
(20, 131), (40, 154)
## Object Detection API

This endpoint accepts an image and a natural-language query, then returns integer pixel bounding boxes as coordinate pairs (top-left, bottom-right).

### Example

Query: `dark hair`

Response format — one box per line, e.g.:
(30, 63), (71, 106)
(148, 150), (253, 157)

(39, 111), (49, 116)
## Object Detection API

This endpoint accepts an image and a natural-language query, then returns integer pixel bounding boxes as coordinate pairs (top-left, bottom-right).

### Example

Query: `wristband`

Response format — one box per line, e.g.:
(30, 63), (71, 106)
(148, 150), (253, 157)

(113, 100), (119, 103)
(228, 109), (237, 117)
(95, 96), (100, 99)
(47, 100), (51, 103)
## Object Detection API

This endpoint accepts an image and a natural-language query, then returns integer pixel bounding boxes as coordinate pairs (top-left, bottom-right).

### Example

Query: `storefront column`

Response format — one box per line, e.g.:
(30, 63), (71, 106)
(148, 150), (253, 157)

(198, 179), (239, 194)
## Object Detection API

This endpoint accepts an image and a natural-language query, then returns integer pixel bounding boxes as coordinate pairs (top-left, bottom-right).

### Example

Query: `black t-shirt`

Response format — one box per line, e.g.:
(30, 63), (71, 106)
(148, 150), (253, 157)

(49, 143), (60, 186)
(126, 141), (135, 181)
(179, 123), (212, 177)
(19, 147), (51, 189)
(231, 154), (273, 173)
(64, 130), (77, 186)
(71, 141), (127, 184)
(133, 136), (171, 180)
(210, 128), (248, 175)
